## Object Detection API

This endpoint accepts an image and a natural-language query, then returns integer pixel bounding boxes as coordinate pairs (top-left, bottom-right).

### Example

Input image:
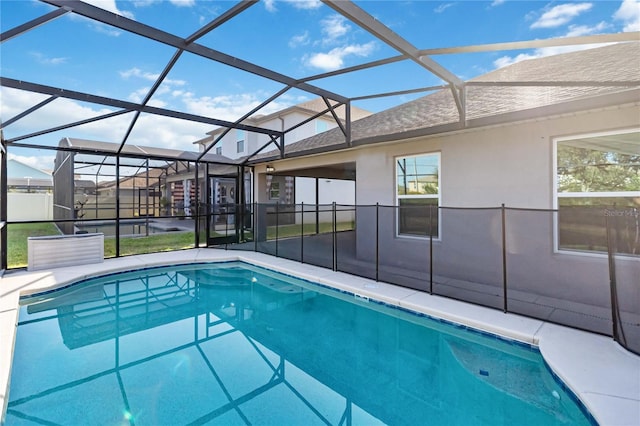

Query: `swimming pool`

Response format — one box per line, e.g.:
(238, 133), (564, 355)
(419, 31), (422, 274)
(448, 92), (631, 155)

(6, 261), (594, 425)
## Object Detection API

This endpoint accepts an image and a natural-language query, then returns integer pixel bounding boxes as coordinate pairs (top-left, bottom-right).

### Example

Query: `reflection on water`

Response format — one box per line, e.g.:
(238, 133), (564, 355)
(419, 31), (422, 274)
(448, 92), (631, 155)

(7, 262), (593, 425)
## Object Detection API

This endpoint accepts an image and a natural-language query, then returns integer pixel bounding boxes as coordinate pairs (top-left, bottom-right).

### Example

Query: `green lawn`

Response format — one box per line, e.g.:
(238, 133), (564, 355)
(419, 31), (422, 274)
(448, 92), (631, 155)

(6, 223), (196, 268)
(6, 221), (354, 269)
(266, 221), (354, 239)
(7, 222), (61, 268)
(104, 232), (196, 257)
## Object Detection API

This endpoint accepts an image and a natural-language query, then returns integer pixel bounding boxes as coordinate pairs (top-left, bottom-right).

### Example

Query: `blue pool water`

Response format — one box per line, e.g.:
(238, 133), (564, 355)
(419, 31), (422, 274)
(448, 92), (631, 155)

(7, 262), (594, 425)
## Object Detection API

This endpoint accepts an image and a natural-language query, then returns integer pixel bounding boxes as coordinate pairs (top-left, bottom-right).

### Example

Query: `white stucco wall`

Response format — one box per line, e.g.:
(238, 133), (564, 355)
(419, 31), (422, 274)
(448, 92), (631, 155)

(210, 113), (339, 160)
(348, 105), (636, 209)
(252, 103), (639, 311)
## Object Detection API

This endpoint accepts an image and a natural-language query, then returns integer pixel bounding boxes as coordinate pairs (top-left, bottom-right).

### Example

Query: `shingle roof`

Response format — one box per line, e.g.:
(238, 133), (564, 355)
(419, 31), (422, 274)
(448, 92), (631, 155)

(254, 42), (640, 161)
(205, 97), (372, 137)
(60, 137), (236, 165)
(291, 97), (372, 121)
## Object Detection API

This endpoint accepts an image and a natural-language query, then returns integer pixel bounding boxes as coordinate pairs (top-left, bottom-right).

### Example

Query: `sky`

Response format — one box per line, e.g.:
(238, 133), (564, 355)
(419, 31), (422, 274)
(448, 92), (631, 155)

(1, 0), (639, 171)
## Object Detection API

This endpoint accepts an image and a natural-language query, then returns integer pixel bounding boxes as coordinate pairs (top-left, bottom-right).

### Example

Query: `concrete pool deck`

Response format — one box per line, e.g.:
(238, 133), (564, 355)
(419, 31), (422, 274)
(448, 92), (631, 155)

(1, 248), (638, 425)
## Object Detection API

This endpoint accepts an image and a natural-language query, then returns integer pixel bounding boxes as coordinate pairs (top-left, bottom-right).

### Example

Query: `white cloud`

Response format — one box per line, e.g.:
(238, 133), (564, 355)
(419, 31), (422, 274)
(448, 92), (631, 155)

(494, 19), (615, 69)
(132, 0), (194, 6)
(531, 3), (593, 29)
(169, 0), (195, 6)
(29, 52), (68, 65)
(614, 0), (640, 31)
(289, 31), (310, 48)
(131, 0), (157, 6)
(264, 0), (322, 12)
(120, 68), (157, 81)
(321, 14), (350, 42)
(494, 44), (599, 69)
(120, 67), (186, 87)
(82, 0), (135, 19)
(434, 3), (455, 14)
(1, 84), (311, 154)
(0, 87), (129, 143)
(264, 0), (277, 12)
(306, 42), (377, 71)
(180, 92), (288, 122)
(284, 0), (322, 10)
(565, 21), (608, 37)
(491, 0), (506, 6)
(7, 153), (56, 172)
(127, 87), (150, 103)
(126, 115), (211, 150)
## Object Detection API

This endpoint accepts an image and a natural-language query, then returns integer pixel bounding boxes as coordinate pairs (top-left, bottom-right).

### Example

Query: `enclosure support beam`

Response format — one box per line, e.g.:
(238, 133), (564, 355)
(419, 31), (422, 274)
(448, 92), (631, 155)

(322, 0), (465, 119)
(6, 109), (131, 143)
(0, 132), (7, 271)
(117, 2), (251, 155)
(1, 96), (58, 130)
(283, 103), (346, 135)
(0, 7), (70, 42)
(321, 97), (348, 143)
(115, 156), (121, 258)
(242, 134), (283, 165)
(205, 163), (211, 247)
(349, 85), (448, 101)
(41, 0), (348, 103)
(117, 50), (184, 155)
(145, 159), (150, 236)
(194, 162), (200, 248)
(0, 77), (280, 137)
(345, 100), (352, 146)
(198, 86), (291, 161)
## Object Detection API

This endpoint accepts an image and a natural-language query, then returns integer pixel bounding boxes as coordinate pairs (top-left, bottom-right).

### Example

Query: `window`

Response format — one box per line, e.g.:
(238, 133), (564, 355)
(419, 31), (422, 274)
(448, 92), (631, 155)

(396, 153), (440, 237)
(215, 146), (222, 155)
(555, 129), (640, 254)
(236, 130), (245, 153)
(316, 120), (328, 134)
(269, 181), (280, 200)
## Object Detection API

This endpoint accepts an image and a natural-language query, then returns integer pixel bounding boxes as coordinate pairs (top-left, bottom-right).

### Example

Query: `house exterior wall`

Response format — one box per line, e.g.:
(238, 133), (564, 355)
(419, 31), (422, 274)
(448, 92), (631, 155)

(254, 103), (639, 308)
(208, 114), (339, 160)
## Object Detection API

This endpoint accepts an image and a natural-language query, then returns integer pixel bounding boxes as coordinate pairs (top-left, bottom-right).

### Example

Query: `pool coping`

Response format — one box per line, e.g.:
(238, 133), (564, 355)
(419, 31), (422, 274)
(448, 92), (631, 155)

(1, 248), (638, 425)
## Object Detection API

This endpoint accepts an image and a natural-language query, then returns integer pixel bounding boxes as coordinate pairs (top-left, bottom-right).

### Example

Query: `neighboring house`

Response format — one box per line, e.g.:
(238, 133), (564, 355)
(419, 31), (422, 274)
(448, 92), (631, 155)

(194, 98), (372, 207)
(194, 98), (371, 161)
(7, 158), (53, 221)
(53, 138), (234, 233)
(7, 158), (53, 192)
(248, 42), (639, 308)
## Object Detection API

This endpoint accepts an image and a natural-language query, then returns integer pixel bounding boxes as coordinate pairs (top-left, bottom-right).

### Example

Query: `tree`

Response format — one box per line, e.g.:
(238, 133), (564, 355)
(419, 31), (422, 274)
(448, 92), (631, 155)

(557, 145), (640, 195)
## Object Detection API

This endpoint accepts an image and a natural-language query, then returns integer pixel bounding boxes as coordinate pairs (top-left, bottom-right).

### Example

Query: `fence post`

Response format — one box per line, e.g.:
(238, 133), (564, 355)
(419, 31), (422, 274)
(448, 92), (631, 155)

(605, 214), (620, 342)
(300, 202), (304, 263)
(225, 204), (228, 251)
(429, 204), (434, 295)
(115, 156), (120, 257)
(254, 202), (257, 252)
(332, 202), (337, 271)
(275, 202), (279, 258)
(375, 202), (379, 282)
(501, 203), (508, 313)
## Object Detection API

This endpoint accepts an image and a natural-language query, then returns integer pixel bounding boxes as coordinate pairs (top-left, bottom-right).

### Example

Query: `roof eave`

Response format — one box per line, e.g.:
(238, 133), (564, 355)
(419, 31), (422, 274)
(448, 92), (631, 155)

(247, 88), (640, 165)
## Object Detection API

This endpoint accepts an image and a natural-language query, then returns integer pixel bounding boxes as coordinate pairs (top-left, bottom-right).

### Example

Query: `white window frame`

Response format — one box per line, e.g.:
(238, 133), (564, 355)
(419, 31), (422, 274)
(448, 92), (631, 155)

(236, 130), (245, 153)
(553, 128), (640, 256)
(395, 152), (441, 239)
(215, 146), (222, 155)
